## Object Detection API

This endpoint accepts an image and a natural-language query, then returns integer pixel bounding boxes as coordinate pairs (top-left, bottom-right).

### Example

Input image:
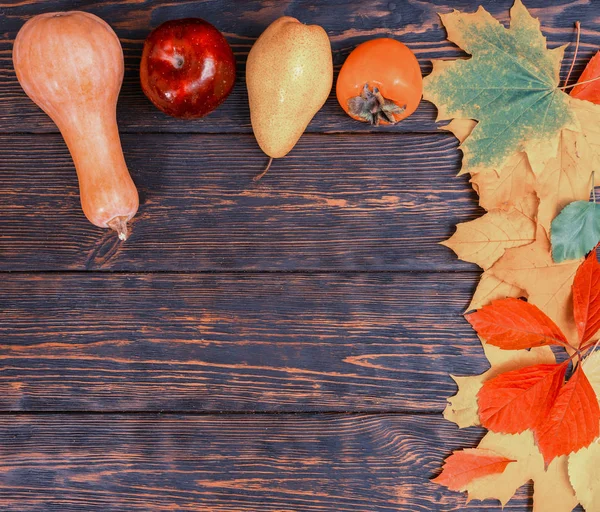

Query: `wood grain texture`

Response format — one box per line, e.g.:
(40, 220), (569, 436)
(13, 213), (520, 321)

(0, 272), (488, 412)
(0, 132), (480, 271)
(2, 2), (587, 510)
(0, 413), (543, 512)
(0, 0), (597, 134)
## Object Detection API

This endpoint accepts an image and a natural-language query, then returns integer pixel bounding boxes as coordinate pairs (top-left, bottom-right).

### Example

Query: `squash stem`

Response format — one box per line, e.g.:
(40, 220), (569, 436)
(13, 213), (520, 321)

(108, 216), (129, 241)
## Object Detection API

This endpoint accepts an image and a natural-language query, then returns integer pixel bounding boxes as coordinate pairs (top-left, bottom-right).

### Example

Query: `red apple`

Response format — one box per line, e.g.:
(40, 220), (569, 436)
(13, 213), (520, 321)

(140, 18), (236, 118)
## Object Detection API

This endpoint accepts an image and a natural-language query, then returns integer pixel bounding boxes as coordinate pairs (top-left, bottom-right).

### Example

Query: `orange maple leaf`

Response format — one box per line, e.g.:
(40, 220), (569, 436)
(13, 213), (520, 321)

(433, 448), (515, 491)
(571, 51), (600, 104)
(466, 298), (569, 350)
(478, 362), (568, 435)
(490, 229), (582, 344)
(473, 250), (600, 465)
(573, 249), (600, 344)
(535, 365), (600, 466)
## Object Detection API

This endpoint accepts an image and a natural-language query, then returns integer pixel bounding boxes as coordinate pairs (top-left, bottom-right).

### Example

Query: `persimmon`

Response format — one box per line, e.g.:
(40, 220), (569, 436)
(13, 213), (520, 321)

(336, 38), (422, 125)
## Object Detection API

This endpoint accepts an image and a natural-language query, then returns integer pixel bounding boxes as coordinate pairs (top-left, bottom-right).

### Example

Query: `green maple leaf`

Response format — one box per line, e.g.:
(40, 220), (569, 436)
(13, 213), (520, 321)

(551, 200), (600, 263)
(423, 0), (574, 172)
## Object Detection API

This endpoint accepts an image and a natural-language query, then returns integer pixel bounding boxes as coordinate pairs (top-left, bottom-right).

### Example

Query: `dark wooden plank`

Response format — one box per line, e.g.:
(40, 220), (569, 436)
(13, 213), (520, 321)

(0, 0), (596, 134)
(0, 413), (540, 512)
(0, 132), (480, 271)
(0, 272), (488, 412)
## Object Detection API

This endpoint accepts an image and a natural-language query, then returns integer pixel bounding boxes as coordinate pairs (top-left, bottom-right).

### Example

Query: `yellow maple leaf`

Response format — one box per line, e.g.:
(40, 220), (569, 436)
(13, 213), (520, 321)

(470, 152), (539, 219)
(468, 271), (525, 312)
(442, 209), (536, 270)
(569, 442), (600, 512)
(466, 431), (577, 511)
(441, 118), (477, 147)
(583, 351), (600, 395)
(442, 120), (539, 218)
(535, 128), (594, 231)
(567, 352), (600, 511)
(424, 0), (575, 175)
(570, 97), (600, 169)
(429, 3), (600, 510)
(490, 228), (582, 343)
(445, 341), (555, 428)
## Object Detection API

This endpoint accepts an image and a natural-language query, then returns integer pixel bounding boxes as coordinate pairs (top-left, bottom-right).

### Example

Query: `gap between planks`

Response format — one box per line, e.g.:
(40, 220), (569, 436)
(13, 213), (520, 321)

(0, 269), (480, 275)
(0, 129), (448, 136)
(0, 410), (443, 416)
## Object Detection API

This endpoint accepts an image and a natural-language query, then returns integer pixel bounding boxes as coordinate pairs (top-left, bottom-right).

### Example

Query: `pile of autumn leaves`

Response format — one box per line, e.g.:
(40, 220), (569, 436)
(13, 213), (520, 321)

(424, 1), (600, 510)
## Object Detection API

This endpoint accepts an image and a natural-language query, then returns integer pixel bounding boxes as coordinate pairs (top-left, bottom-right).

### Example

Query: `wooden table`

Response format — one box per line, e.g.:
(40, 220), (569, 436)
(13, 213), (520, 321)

(0, 1), (594, 510)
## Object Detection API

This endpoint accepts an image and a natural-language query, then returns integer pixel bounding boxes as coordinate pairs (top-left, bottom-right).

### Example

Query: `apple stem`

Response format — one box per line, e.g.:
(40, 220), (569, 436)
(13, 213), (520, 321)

(254, 157), (273, 182)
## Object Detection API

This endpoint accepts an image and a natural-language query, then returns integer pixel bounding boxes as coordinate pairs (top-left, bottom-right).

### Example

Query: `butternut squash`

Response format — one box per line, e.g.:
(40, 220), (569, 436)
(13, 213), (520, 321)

(13, 11), (139, 240)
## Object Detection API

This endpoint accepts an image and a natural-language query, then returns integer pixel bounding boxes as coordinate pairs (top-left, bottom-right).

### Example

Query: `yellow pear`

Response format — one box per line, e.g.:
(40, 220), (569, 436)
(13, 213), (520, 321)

(246, 16), (333, 166)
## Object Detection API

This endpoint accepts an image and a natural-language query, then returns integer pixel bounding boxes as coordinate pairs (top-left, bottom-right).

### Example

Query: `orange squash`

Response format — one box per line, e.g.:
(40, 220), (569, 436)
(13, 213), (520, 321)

(13, 11), (139, 240)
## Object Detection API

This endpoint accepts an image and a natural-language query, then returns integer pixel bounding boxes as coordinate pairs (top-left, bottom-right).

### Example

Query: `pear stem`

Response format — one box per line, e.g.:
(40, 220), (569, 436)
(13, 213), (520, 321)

(254, 157), (273, 182)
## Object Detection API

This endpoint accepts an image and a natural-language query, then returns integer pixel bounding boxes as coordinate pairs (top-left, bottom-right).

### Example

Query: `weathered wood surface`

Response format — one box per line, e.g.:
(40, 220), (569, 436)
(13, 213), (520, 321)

(1, 1), (587, 510)
(0, 0), (597, 134)
(0, 272), (486, 412)
(0, 132), (480, 272)
(0, 413), (540, 512)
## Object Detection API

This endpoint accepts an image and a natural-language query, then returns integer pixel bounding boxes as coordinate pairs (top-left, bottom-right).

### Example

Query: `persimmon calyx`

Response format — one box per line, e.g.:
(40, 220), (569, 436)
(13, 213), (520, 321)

(347, 83), (405, 125)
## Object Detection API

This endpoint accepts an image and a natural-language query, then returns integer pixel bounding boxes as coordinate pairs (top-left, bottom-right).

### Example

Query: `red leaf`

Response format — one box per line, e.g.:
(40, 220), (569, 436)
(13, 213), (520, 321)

(466, 297), (568, 350)
(571, 51), (600, 104)
(535, 365), (600, 465)
(478, 362), (567, 434)
(432, 448), (515, 491)
(573, 249), (600, 345)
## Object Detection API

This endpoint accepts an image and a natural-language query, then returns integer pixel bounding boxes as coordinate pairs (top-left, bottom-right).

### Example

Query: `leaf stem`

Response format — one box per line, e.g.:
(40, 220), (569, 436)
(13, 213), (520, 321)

(548, 336), (578, 351)
(558, 75), (600, 90)
(567, 348), (582, 362)
(580, 342), (592, 353)
(586, 338), (600, 361)
(579, 337), (600, 354)
(564, 21), (581, 88)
